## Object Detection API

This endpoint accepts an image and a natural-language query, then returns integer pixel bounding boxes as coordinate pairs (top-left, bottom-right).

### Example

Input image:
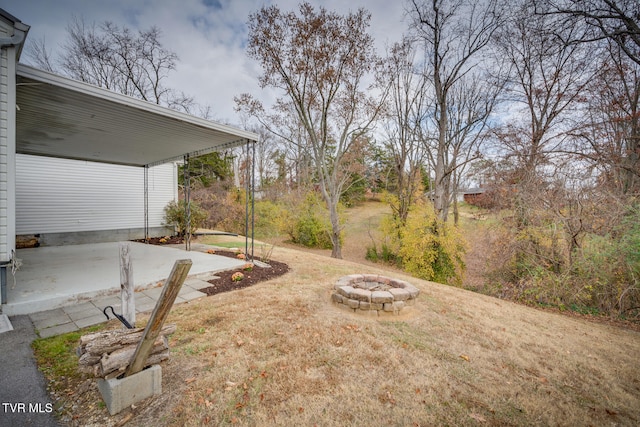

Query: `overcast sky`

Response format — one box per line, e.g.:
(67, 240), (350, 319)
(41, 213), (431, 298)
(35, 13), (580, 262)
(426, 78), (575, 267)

(3, 0), (408, 127)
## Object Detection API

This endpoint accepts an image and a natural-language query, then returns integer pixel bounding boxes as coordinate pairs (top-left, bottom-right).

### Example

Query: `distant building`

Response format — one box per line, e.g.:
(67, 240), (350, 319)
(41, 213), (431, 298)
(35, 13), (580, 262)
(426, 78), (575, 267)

(460, 188), (487, 206)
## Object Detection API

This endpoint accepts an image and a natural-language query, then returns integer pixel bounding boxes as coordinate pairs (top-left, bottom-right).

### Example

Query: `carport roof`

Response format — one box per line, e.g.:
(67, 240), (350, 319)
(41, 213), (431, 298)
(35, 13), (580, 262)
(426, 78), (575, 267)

(15, 64), (258, 167)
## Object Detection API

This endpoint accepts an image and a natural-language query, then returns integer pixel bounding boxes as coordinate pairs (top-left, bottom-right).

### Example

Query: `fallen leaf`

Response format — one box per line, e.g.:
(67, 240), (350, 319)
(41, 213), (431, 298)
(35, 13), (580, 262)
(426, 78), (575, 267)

(459, 354), (470, 362)
(469, 413), (486, 422)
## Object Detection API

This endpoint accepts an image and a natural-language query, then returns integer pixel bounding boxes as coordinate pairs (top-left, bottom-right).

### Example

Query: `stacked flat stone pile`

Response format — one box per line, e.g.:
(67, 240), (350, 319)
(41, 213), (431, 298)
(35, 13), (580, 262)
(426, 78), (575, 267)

(331, 274), (420, 316)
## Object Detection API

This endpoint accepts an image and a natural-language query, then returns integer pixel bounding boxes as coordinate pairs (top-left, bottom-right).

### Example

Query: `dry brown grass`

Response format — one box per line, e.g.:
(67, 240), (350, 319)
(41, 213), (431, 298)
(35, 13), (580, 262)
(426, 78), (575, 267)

(67, 243), (640, 427)
(44, 201), (640, 426)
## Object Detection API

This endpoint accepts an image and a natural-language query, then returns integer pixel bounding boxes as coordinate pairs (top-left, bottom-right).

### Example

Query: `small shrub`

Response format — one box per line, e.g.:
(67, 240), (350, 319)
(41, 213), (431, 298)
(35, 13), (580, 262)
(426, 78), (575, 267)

(254, 200), (287, 239)
(280, 191), (340, 249)
(365, 245), (378, 262)
(259, 243), (276, 263)
(164, 200), (207, 236)
(380, 243), (399, 264)
(231, 272), (244, 281)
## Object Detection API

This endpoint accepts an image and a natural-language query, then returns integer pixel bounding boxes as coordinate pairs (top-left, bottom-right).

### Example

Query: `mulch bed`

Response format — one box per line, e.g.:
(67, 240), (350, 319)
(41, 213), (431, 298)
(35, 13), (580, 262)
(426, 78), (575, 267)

(198, 251), (290, 296)
(133, 236), (184, 245)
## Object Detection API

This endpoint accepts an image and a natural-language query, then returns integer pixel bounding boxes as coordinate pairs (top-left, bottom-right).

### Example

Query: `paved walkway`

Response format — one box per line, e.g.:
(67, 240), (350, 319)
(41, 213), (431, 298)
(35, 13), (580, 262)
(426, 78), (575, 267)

(28, 274), (214, 338)
(0, 316), (61, 426)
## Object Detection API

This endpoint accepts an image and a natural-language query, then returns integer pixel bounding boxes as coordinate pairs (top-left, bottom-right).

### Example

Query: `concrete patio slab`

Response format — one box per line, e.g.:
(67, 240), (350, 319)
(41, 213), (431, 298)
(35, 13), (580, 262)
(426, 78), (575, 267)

(3, 242), (245, 315)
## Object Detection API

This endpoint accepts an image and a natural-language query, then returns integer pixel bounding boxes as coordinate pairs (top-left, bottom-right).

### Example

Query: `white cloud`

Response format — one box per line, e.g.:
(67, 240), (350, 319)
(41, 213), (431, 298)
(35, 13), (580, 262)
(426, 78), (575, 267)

(3, 0), (407, 124)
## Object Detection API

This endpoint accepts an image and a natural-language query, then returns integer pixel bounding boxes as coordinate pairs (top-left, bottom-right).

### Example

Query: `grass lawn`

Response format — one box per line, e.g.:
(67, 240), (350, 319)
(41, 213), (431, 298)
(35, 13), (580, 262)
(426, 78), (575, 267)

(33, 241), (640, 426)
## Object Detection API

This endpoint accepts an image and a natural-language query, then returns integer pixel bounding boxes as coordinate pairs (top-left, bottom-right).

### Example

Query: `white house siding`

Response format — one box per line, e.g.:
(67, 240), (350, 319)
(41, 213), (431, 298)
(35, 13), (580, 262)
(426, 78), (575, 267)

(16, 154), (177, 240)
(0, 34), (16, 263)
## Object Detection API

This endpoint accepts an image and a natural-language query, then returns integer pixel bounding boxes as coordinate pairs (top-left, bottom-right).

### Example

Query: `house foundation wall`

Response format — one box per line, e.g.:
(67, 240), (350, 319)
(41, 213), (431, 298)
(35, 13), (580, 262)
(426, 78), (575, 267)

(16, 226), (173, 248)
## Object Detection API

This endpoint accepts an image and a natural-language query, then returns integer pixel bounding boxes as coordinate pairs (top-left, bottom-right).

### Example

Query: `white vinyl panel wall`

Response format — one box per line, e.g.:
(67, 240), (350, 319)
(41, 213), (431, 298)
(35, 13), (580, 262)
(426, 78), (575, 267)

(16, 154), (176, 234)
(0, 37), (16, 262)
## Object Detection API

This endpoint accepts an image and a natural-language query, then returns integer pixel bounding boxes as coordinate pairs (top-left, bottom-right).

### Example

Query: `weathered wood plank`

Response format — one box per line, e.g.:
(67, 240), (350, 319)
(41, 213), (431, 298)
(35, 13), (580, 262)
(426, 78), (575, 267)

(124, 259), (192, 377)
(119, 243), (136, 328)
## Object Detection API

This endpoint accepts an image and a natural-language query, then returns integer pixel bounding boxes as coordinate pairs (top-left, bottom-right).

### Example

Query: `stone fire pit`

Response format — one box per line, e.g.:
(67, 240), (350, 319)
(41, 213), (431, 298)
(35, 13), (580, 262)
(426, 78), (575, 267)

(331, 274), (420, 316)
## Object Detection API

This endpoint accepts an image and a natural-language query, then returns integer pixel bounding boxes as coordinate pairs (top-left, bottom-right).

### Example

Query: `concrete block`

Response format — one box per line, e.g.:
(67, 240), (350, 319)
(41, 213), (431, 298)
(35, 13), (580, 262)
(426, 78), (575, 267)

(38, 322), (78, 338)
(74, 313), (107, 329)
(67, 306), (102, 322)
(32, 312), (72, 330)
(63, 302), (97, 315)
(178, 290), (207, 302)
(97, 365), (162, 415)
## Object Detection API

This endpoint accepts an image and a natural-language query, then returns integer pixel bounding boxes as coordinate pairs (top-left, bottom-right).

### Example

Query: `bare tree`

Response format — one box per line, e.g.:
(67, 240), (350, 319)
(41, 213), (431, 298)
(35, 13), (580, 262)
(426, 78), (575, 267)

(25, 36), (55, 72)
(376, 38), (430, 224)
(445, 73), (500, 225)
(236, 3), (383, 258)
(408, 0), (503, 222)
(493, 1), (593, 184)
(576, 41), (640, 194)
(28, 16), (195, 112)
(539, 0), (640, 65)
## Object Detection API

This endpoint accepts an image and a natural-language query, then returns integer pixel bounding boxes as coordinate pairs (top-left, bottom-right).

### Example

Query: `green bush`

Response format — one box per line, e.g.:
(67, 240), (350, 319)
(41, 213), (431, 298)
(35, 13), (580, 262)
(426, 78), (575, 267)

(397, 202), (467, 285)
(280, 191), (339, 249)
(164, 200), (207, 236)
(371, 200), (467, 285)
(571, 209), (640, 316)
(485, 204), (640, 318)
(365, 245), (378, 262)
(254, 199), (287, 239)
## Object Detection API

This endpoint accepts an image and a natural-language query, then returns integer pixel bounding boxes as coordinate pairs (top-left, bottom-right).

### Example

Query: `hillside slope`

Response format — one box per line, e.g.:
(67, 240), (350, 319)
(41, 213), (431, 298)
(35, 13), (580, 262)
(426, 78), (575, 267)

(55, 245), (640, 426)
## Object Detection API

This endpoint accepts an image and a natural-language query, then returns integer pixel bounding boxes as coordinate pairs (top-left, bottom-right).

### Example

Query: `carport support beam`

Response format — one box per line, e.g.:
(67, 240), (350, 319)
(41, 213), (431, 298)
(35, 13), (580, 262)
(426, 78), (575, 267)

(0, 266), (6, 305)
(244, 139), (256, 261)
(144, 165), (149, 242)
(183, 154), (191, 251)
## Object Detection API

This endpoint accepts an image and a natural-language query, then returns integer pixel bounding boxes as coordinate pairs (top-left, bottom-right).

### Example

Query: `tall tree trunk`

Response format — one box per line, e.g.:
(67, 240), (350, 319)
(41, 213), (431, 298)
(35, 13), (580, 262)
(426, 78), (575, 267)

(329, 201), (342, 259)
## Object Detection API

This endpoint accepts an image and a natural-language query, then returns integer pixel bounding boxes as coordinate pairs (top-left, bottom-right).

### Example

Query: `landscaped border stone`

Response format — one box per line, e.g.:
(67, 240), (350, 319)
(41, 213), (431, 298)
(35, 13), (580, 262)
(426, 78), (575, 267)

(331, 274), (420, 316)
